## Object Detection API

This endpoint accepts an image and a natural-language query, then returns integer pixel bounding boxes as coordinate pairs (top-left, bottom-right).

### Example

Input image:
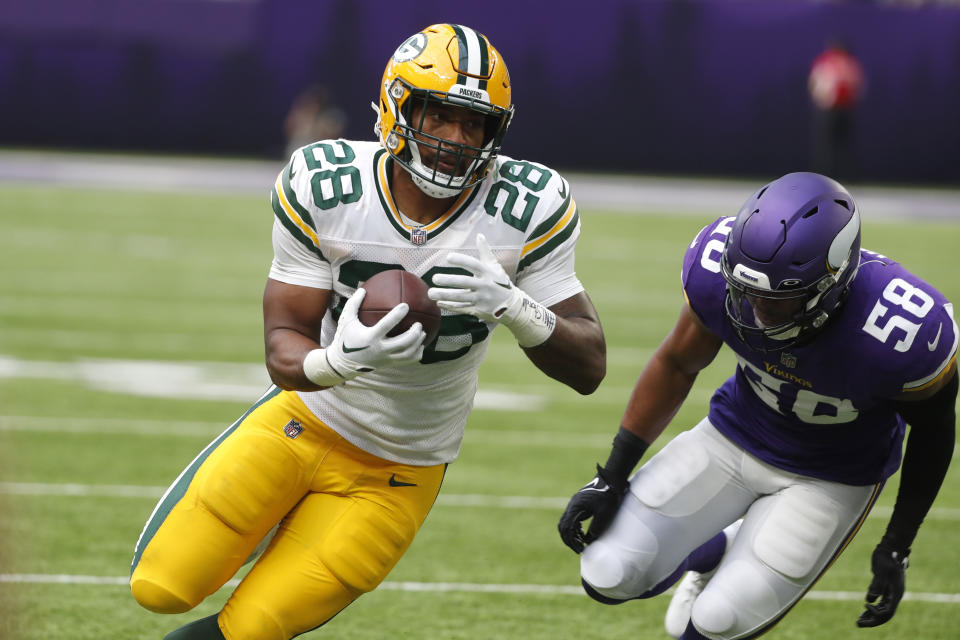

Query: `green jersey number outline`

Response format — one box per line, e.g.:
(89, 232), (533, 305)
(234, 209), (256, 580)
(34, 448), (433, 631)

(483, 160), (553, 232)
(301, 141), (363, 210)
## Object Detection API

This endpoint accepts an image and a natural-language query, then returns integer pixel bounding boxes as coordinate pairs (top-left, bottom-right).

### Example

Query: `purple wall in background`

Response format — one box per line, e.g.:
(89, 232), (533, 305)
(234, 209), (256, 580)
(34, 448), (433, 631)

(1, 0), (958, 183)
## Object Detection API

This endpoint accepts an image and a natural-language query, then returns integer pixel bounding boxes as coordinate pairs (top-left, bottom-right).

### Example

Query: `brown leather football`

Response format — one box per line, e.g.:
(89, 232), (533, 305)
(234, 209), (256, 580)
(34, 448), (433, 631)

(358, 269), (441, 344)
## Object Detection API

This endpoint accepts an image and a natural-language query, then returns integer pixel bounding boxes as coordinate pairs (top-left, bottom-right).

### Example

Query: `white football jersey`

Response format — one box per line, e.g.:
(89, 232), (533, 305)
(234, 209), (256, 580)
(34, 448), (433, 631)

(268, 139), (584, 465)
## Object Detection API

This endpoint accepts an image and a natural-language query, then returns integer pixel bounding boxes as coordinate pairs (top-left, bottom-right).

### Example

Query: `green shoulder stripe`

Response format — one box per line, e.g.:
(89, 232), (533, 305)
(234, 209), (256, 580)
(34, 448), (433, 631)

(518, 210), (579, 274)
(525, 192), (572, 243)
(280, 161), (318, 234)
(270, 187), (327, 262)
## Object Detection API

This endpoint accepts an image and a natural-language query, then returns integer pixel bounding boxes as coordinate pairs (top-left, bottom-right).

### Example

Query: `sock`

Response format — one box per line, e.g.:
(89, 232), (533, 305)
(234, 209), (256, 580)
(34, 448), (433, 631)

(163, 614), (226, 640)
(686, 531), (727, 574)
(637, 530), (728, 599)
(680, 619), (710, 640)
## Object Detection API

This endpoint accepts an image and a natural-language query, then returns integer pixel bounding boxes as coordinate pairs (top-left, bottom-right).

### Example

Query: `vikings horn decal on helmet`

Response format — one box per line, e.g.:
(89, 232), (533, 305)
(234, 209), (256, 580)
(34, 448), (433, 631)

(720, 172), (862, 351)
(374, 24), (514, 199)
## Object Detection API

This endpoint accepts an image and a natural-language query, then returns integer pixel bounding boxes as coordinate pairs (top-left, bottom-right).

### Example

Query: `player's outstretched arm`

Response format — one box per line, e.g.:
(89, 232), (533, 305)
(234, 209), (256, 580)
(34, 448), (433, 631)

(558, 302), (722, 552)
(263, 279), (425, 391)
(857, 363), (957, 628)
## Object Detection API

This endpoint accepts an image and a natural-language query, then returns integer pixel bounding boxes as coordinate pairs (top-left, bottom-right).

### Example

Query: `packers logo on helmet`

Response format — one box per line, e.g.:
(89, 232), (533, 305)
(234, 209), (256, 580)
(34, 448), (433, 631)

(374, 24), (514, 199)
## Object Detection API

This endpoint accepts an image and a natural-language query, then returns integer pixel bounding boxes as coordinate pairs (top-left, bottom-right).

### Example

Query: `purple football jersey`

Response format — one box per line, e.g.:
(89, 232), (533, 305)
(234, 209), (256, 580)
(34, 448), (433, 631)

(681, 216), (958, 485)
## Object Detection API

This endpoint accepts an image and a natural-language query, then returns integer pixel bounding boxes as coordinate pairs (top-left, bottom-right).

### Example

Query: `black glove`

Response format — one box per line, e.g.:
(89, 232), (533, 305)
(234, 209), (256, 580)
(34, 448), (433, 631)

(856, 541), (909, 628)
(557, 465), (629, 554)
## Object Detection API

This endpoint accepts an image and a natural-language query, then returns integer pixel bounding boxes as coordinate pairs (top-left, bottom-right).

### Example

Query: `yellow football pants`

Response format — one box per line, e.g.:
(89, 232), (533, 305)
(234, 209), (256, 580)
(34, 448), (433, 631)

(130, 387), (446, 640)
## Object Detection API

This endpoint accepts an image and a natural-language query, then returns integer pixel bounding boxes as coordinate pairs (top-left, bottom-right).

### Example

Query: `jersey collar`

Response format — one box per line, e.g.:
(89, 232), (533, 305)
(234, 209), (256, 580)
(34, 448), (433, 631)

(373, 150), (481, 243)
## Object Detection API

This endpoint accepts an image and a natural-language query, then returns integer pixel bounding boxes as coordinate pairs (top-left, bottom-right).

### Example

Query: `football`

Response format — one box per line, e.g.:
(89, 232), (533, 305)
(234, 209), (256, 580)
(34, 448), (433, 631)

(358, 269), (442, 344)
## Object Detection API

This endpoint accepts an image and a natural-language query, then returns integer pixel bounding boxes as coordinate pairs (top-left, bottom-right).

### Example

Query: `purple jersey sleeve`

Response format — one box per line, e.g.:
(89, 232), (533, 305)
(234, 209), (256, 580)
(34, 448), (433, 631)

(853, 250), (958, 397)
(681, 216), (736, 329)
(681, 224), (957, 485)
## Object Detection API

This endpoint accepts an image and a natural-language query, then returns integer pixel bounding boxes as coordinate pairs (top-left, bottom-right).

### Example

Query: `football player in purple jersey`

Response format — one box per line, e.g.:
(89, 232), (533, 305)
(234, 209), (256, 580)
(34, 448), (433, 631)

(558, 172), (956, 639)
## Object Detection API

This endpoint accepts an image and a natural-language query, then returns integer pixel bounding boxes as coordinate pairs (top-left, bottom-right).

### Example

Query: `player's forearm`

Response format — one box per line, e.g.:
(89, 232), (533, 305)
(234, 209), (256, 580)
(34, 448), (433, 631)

(522, 314), (606, 394)
(884, 422), (954, 551)
(264, 328), (329, 391)
(620, 350), (699, 444)
(884, 373), (957, 551)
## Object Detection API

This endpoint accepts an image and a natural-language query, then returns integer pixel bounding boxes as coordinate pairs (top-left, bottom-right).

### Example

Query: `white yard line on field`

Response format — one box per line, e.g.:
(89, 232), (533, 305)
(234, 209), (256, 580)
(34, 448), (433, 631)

(2, 482), (959, 522)
(0, 356), (545, 410)
(1, 573), (958, 603)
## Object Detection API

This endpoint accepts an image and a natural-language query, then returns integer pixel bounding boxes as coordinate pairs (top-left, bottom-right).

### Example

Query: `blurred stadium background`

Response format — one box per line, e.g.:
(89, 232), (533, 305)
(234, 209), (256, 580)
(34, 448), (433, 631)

(1, 1), (959, 639)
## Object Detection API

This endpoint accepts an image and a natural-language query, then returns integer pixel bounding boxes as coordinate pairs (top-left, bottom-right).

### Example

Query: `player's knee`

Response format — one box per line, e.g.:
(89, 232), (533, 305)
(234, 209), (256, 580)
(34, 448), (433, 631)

(221, 604), (285, 640)
(579, 511), (659, 601)
(580, 540), (652, 602)
(198, 436), (300, 534)
(692, 560), (780, 639)
(130, 576), (196, 614)
(690, 588), (737, 637)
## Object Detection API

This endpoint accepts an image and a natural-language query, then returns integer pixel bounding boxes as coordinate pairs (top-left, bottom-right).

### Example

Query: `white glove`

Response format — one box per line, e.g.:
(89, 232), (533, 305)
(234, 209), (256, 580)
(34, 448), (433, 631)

(428, 234), (556, 347)
(303, 287), (426, 386)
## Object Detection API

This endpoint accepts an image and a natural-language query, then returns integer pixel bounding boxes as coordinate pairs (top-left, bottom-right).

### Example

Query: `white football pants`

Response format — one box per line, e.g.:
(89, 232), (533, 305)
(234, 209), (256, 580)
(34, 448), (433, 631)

(580, 418), (882, 640)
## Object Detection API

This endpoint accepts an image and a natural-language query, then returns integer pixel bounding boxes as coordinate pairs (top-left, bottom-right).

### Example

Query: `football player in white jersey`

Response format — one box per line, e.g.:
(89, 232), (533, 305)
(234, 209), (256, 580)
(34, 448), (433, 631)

(129, 23), (605, 640)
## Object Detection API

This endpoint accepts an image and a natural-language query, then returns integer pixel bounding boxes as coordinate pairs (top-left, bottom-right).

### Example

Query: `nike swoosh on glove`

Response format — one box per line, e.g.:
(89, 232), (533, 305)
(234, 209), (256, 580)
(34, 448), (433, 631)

(324, 287), (426, 379)
(557, 465), (628, 554)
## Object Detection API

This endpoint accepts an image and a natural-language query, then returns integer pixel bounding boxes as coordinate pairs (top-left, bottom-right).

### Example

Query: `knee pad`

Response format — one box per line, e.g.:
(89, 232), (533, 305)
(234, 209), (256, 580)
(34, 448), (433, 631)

(130, 575), (194, 614)
(580, 513), (658, 601)
(691, 559), (779, 638)
(198, 434), (301, 534)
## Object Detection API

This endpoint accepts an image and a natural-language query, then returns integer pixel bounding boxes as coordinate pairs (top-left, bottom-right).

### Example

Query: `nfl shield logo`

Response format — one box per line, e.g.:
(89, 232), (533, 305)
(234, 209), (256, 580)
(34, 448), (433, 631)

(410, 228), (427, 245)
(780, 352), (798, 368)
(283, 420), (304, 439)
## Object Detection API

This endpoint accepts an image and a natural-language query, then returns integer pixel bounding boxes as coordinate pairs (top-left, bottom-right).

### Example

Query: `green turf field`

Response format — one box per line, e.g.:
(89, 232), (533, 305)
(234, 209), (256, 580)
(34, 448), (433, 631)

(1, 181), (958, 639)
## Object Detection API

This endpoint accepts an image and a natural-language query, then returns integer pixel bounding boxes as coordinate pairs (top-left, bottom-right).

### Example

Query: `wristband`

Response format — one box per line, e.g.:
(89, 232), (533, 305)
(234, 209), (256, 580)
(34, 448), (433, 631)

(302, 349), (348, 387)
(601, 427), (650, 488)
(500, 289), (557, 347)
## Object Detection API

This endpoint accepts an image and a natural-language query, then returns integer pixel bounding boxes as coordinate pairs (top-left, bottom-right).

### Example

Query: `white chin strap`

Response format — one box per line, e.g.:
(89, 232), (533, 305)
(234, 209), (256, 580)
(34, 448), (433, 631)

(406, 143), (470, 199)
(763, 324), (802, 340)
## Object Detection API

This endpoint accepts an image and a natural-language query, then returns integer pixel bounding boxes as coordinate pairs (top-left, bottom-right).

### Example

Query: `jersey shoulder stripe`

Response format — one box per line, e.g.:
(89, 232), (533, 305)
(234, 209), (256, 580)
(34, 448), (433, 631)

(902, 303), (958, 392)
(270, 162), (327, 261)
(518, 204), (579, 273)
(525, 189), (573, 244)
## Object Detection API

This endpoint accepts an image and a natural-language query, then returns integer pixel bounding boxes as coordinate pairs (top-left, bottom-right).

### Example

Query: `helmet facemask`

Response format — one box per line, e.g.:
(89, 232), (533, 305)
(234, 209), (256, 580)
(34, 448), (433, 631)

(722, 253), (856, 351)
(384, 79), (512, 198)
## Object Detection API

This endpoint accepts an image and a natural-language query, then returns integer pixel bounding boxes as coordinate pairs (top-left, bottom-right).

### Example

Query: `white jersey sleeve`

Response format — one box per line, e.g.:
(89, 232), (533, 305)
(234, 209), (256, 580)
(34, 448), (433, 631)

(268, 218), (333, 289)
(512, 171), (584, 306)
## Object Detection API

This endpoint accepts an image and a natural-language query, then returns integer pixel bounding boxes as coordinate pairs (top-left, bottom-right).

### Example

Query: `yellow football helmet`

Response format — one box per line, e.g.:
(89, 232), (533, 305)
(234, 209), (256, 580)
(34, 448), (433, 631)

(374, 24), (514, 198)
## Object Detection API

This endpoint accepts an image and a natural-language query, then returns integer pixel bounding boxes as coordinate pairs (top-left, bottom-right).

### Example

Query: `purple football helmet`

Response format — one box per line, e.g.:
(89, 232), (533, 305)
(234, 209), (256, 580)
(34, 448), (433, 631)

(721, 172), (861, 351)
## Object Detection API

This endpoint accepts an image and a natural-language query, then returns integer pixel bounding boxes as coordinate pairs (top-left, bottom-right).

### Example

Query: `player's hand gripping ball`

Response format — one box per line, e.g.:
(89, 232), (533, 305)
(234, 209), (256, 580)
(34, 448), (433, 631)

(359, 270), (442, 344)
